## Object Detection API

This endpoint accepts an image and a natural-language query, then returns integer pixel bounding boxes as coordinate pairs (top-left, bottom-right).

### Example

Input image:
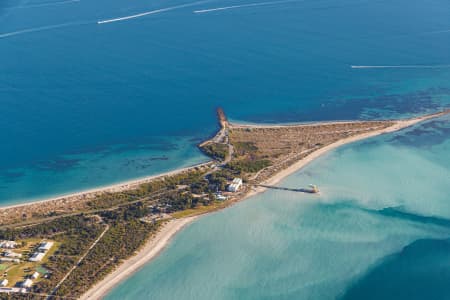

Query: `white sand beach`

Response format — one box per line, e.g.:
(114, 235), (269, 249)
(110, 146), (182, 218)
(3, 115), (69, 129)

(80, 216), (197, 300)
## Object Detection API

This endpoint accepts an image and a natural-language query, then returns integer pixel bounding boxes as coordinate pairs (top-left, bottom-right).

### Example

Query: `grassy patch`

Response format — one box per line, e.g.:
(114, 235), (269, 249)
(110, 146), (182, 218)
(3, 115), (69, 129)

(171, 206), (212, 218)
(0, 239), (59, 287)
(36, 266), (49, 274)
(171, 203), (222, 218)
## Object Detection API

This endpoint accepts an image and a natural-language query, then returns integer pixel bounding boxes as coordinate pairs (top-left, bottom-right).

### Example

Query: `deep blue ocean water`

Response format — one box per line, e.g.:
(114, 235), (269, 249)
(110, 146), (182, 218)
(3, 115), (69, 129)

(1, 0), (450, 298)
(1, 0), (450, 204)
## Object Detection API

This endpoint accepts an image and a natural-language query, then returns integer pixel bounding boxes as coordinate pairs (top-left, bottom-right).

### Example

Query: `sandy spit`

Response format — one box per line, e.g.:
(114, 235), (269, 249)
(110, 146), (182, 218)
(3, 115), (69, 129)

(79, 112), (450, 300)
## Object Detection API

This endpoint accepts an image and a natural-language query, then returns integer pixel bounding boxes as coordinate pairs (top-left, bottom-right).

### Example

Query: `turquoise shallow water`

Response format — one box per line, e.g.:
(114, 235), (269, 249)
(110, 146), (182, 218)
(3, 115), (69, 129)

(0, 136), (208, 205)
(1, 0), (450, 204)
(106, 116), (450, 300)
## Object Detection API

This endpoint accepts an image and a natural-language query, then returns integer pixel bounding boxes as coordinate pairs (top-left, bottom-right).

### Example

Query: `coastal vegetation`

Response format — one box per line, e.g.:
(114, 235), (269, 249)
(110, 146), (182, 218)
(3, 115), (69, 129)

(54, 204), (159, 298)
(233, 141), (259, 156)
(226, 159), (272, 174)
(200, 143), (228, 161)
(225, 141), (272, 173)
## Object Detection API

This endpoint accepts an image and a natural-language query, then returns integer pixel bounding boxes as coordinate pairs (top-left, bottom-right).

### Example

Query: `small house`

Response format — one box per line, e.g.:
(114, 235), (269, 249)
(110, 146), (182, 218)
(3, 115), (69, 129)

(0, 241), (17, 249)
(0, 279), (8, 287)
(29, 252), (45, 262)
(3, 251), (22, 258)
(38, 241), (53, 253)
(215, 194), (227, 201)
(21, 279), (33, 288)
(0, 258), (20, 263)
(227, 178), (243, 192)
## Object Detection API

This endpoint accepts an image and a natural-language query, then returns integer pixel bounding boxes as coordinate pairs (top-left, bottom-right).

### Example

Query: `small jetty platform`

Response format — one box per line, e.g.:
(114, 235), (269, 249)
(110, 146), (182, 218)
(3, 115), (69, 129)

(255, 184), (319, 194)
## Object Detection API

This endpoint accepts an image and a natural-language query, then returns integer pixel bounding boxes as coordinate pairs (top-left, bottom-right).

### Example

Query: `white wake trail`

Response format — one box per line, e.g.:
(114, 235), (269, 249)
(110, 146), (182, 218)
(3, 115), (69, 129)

(423, 29), (450, 35)
(98, 1), (209, 24)
(10, 0), (80, 9)
(193, 0), (300, 14)
(351, 65), (450, 69)
(0, 21), (89, 39)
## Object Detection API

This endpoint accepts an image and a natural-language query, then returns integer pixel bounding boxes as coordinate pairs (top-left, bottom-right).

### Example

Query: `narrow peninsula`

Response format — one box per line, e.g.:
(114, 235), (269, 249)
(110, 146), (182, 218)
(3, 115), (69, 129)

(0, 109), (448, 299)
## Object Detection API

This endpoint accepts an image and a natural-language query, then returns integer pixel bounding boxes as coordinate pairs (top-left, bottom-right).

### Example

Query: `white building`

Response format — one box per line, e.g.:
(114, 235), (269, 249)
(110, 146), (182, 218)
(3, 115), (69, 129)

(31, 272), (39, 280)
(21, 279), (33, 288)
(3, 251), (22, 258)
(0, 287), (17, 294)
(227, 178), (243, 192)
(233, 178), (243, 185)
(215, 194), (227, 201)
(0, 241), (17, 249)
(38, 241), (54, 253)
(0, 279), (8, 287)
(29, 252), (45, 262)
(0, 258), (20, 263)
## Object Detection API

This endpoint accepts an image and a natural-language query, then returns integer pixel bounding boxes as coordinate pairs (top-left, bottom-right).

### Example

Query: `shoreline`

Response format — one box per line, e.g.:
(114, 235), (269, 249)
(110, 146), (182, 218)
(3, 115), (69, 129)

(0, 161), (212, 211)
(258, 117), (428, 187)
(80, 110), (448, 300)
(80, 216), (197, 300)
(228, 114), (444, 208)
(1, 111), (445, 212)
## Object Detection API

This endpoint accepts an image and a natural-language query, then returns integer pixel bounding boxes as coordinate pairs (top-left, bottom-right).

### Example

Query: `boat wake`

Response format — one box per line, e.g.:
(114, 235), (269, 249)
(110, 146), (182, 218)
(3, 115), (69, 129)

(351, 65), (450, 69)
(7, 0), (80, 10)
(193, 0), (300, 14)
(0, 21), (90, 39)
(98, 0), (210, 24)
(425, 29), (450, 35)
